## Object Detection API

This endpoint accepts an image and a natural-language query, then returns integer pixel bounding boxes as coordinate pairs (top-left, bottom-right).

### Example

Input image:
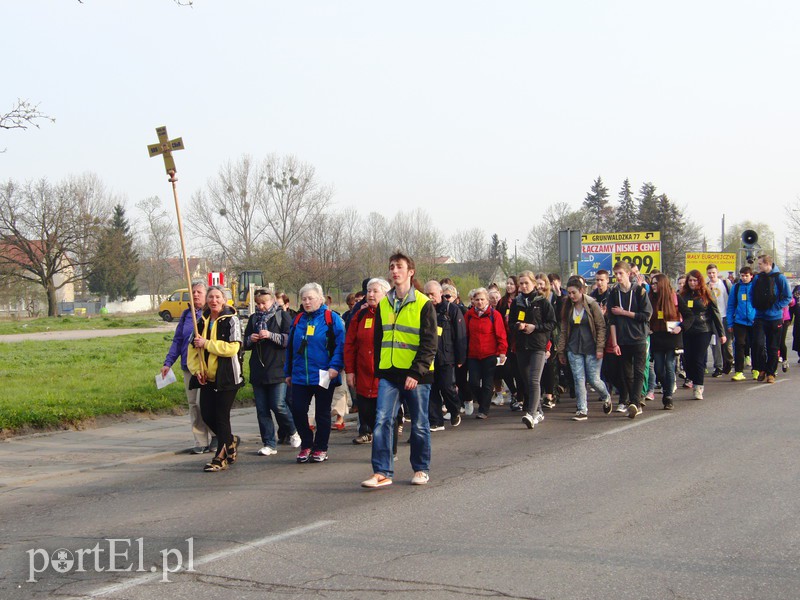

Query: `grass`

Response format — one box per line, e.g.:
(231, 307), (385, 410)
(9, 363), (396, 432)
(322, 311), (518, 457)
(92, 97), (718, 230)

(0, 332), (252, 432)
(0, 313), (164, 335)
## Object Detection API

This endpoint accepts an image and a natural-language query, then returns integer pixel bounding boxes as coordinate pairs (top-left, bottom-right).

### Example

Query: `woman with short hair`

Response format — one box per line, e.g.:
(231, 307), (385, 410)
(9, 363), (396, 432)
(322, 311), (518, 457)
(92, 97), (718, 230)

(464, 287), (508, 419)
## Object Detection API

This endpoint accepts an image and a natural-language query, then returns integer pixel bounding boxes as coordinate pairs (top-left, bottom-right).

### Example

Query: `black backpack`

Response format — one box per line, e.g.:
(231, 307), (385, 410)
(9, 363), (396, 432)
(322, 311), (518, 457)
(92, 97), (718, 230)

(751, 273), (777, 311)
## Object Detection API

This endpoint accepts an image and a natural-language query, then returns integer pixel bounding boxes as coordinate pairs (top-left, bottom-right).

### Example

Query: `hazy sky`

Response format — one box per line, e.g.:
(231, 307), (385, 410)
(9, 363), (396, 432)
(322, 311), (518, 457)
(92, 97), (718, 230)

(3, 0), (799, 258)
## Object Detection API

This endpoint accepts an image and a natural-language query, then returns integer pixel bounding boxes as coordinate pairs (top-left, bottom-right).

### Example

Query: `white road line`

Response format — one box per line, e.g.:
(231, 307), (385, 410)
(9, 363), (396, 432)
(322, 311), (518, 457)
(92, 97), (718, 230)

(750, 377), (789, 392)
(588, 412), (671, 439)
(86, 519), (336, 598)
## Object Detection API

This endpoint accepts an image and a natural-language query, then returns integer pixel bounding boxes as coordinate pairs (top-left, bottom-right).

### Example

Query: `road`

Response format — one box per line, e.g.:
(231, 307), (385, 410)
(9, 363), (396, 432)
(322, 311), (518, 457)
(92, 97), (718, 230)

(0, 323), (173, 343)
(1, 375), (798, 599)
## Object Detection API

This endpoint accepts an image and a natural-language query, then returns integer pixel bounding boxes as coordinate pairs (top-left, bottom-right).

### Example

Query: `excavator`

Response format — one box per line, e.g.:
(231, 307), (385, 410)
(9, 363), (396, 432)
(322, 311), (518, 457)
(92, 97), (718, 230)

(232, 270), (264, 317)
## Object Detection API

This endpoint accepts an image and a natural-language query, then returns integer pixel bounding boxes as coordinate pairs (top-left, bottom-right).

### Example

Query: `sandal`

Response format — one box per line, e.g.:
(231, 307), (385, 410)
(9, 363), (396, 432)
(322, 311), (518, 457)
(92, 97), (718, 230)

(203, 456), (228, 472)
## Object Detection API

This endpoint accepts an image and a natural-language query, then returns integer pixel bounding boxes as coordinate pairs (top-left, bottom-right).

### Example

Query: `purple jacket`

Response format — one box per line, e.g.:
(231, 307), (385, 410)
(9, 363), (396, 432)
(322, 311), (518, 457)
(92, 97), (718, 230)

(163, 307), (202, 371)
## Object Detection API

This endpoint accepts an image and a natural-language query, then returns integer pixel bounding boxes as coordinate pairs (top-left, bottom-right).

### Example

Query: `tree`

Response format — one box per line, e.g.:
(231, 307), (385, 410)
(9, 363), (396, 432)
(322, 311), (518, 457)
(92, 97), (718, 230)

(613, 178), (637, 232)
(582, 176), (611, 233)
(636, 182), (660, 231)
(0, 179), (89, 316)
(68, 173), (113, 300)
(721, 220), (776, 261)
(88, 205), (139, 302)
(450, 228), (487, 263)
(522, 202), (590, 274)
(136, 196), (179, 308)
(386, 209), (447, 282)
(0, 99), (54, 152)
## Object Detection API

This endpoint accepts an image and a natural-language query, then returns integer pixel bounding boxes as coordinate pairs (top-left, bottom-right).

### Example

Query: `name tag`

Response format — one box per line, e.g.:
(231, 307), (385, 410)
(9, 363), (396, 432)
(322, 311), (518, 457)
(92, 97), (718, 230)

(687, 300), (694, 308)
(364, 318), (373, 329)
(437, 326), (443, 336)
(573, 315), (581, 324)
(742, 293), (747, 301)
(306, 325), (315, 336)
(518, 310), (526, 321)
(505, 308), (510, 316)
(658, 311), (664, 320)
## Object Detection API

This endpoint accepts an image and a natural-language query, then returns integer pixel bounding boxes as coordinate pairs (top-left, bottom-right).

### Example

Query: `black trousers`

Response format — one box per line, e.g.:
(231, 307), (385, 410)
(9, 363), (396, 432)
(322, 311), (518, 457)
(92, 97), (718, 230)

(732, 323), (753, 373)
(429, 364), (460, 427)
(618, 343), (647, 406)
(683, 331), (712, 386)
(356, 394), (377, 436)
(753, 318), (782, 376)
(468, 356), (497, 415)
(200, 387), (238, 453)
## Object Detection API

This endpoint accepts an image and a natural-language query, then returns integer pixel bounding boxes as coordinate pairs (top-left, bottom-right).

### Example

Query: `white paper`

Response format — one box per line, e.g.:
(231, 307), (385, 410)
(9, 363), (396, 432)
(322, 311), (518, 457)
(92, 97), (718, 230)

(156, 369), (177, 389)
(496, 355), (507, 366)
(318, 369), (331, 389)
(666, 321), (680, 332)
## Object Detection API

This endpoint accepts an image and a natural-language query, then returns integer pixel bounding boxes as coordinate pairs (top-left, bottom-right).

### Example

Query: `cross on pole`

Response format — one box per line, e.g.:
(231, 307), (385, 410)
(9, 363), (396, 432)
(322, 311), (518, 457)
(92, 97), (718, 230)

(147, 125), (184, 182)
(146, 125), (204, 376)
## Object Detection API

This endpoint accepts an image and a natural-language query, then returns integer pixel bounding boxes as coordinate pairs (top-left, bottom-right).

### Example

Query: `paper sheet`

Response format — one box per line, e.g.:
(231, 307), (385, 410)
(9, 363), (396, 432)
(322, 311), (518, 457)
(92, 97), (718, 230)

(318, 369), (331, 389)
(156, 369), (177, 389)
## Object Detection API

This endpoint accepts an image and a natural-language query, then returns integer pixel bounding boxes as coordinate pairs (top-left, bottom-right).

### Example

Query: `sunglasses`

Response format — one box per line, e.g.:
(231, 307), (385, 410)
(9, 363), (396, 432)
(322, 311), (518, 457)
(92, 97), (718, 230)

(443, 294), (452, 299)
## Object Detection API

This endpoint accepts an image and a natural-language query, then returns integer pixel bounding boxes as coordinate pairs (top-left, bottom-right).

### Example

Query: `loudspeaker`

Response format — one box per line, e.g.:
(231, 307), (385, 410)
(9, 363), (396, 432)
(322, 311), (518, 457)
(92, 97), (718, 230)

(741, 230), (758, 247)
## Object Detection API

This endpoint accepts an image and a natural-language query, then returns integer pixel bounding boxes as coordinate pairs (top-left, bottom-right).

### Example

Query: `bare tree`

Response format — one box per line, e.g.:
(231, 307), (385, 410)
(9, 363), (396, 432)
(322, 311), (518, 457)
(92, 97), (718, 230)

(450, 227), (488, 263)
(0, 99), (54, 153)
(136, 196), (179, 308)
(387, 208), (447, 281)
(67, 173), (113, 299)
(0, 179), (90, 316)
(522, 202), (590, 274)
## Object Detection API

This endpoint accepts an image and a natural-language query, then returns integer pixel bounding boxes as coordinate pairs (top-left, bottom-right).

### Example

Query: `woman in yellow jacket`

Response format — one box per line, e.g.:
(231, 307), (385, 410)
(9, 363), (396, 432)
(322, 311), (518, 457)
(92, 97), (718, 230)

(188, 286), (244, 471)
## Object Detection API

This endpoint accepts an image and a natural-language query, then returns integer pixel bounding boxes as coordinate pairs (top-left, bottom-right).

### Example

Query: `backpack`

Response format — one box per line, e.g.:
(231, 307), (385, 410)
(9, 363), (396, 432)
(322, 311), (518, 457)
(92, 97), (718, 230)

(751, 273), (777, 311)
(289, 309), (337, 358)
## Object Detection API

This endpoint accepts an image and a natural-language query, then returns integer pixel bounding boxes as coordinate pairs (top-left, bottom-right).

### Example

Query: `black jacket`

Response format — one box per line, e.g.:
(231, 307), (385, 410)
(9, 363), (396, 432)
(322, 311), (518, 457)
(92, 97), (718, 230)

(435, 300), (467, 366)
(244, 308), (291, 385)
(508, 292), (556, 352)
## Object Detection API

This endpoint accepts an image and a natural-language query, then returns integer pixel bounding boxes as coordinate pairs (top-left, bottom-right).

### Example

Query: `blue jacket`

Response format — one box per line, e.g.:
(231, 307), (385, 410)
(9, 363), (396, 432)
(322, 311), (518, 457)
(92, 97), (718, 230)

(753, 266), (792, 321)
(284, 304), (346, 387)
(727, 280), (756, 326)
(163, 307), (202, 372)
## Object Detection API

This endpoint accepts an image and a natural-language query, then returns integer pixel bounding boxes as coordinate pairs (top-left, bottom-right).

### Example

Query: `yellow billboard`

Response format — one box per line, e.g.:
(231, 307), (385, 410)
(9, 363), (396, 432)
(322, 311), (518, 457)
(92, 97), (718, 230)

(685, 252), (737, 275)
(581, 231), (661, 274)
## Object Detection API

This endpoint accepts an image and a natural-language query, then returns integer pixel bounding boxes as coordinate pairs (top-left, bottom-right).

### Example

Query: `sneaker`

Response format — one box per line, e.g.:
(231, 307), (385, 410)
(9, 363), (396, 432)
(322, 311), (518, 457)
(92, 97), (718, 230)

(645, 391), (655, 401)
(712, 368), (722, 378)
(782, 361), (789, 373)
(451, 414), (462, 427)
(694, 385), (704, 400)
(731, 372), (746, 381)
(490, 393), (504, 406)
(766, 374), (776, 384)
(464, 401), (474, 416)
(522, 413), (534, 429)
(289, 432), (302, 448)
(443, 412), (451, 420)
(411, 471), (430, 485)
(475, 412), (488, 420)
(361, 474), (392, 488)
(615, 403), (628, 413)
(752, 370), (760, 380)
(509, 400), (524, 412)
(191, 445), (209, 454)
(257, 446), (277, 456)
(723, 362), (732, 375)
(602, 397), (613, 414)
(572, 411), (588, 421)
(311, 450), (328, 462)
(627, 404), (640, 419)
(542, 398), (556, 409)
(352, 434), (373, 445)
(757, 371), (767, 382)
(745, 356), (752, 367)
(534, 412), (545, 425)
(430, 425), (445, 432)
(682, 380), (693, 389)
(663, 398), (674, 410)
(296, 448), (312, 463)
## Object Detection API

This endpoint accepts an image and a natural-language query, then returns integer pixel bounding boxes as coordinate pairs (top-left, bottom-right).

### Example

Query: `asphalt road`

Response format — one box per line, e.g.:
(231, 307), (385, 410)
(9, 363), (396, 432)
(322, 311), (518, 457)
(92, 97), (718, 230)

(2, 375), (798, 600)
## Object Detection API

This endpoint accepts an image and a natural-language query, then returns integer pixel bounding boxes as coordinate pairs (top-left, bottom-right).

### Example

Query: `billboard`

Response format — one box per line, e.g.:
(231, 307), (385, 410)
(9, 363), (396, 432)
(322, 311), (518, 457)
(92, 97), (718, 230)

(580, 231), (661, 275)
(684, 252), (737, 275)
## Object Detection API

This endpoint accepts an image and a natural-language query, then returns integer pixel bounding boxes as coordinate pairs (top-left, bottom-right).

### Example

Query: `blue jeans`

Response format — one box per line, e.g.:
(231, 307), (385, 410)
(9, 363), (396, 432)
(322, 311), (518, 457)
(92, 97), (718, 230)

(253, 382), (297, 449)
(566, 351), (609, 413)
(372, 379), (431, 478)
(652, 350), (676, 399)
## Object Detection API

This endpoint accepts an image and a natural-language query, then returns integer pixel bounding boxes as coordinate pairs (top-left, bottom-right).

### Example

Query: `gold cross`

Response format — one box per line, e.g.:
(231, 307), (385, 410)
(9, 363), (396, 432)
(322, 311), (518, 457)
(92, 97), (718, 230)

(147, 125), (184, 176)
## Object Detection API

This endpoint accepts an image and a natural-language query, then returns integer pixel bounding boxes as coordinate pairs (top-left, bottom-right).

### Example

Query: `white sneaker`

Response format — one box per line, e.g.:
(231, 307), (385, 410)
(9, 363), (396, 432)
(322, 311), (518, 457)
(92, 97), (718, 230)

(694, 385), (704, 400)
(615, 403), (628, 413)
(289, 432), (302, 448)
(522, 413), (535, 429)
(411, 471), (429, 485)
(257, 446), (277, 456)
(534, 412), (545, 425)
(465, 401), (474, 416)
(443, 412), (451, 421)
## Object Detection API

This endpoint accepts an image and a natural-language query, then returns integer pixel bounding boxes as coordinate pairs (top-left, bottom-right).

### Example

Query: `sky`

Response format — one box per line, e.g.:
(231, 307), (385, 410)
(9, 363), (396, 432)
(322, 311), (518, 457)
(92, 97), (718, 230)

(2, 0), (799, 260)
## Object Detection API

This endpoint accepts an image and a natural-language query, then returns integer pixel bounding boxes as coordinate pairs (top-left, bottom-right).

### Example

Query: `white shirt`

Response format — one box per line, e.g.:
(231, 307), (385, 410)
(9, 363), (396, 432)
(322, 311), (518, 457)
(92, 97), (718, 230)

(707, 278), (729, 318)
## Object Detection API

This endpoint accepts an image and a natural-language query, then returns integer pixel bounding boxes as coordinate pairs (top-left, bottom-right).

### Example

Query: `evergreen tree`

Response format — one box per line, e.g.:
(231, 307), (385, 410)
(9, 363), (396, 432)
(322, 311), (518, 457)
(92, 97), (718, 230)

(582, 176), (610, 233)
(88, 205), (139, 301)
(613, 178), (637, 232)
(636, 182), (660, 230)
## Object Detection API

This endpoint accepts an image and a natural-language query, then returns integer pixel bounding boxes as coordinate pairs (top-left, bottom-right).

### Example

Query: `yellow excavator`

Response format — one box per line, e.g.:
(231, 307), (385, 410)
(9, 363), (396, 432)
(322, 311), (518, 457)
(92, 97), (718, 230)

(232, 270), (264, 317)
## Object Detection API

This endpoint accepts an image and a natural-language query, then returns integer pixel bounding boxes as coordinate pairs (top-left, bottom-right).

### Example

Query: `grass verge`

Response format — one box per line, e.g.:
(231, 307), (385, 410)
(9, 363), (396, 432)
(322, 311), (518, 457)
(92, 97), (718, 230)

(0, 314), (165, 335)
(0, 332), (252, 433)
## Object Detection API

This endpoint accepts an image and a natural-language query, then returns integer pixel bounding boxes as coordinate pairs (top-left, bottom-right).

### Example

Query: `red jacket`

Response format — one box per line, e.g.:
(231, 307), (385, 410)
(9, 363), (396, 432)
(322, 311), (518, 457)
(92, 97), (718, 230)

(343, 305), (380, 398)
(465, 306), (508, 360)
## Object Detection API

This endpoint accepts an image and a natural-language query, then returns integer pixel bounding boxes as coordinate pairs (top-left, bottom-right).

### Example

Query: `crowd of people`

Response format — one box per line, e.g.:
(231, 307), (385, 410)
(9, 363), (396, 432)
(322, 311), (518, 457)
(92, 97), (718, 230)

(160, 251), (799, 483)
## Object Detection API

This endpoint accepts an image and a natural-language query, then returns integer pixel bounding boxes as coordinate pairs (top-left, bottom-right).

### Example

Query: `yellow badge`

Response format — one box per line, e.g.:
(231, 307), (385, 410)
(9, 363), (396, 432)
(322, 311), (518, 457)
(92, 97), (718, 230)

(742, 293), (747, 301)
(687, 300), (694, 308)
(505, 308), (510, 316)
(573, 315), (581, 324)
(364, 318), (373, 329)
(306, 325), (315, 336)
(518, 310), (526, 321)
(658, 311), (664, 320)
(437, 326), (443, 336)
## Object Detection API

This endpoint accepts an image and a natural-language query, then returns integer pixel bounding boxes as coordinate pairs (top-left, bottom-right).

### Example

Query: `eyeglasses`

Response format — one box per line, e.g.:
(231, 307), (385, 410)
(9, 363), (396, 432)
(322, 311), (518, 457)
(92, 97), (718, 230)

(443, 294), (452, 299)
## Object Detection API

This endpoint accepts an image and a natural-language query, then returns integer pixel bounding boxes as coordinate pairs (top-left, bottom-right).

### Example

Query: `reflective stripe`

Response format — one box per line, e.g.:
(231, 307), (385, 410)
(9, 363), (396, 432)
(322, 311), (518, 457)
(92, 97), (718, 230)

(391, 323), (420, 335)
(380, 340), (419, 352)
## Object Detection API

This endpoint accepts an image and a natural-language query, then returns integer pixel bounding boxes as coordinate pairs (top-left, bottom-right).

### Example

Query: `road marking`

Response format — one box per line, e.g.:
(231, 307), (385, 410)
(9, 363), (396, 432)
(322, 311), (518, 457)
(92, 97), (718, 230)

(86, 519), (336, 598)
(749, 377), (789, 392)
(588, 412), (670, 439)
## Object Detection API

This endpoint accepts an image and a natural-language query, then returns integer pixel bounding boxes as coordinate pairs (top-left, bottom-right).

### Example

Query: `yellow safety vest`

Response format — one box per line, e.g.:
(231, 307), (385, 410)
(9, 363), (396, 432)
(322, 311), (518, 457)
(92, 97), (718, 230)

(378, 292), (434, 372)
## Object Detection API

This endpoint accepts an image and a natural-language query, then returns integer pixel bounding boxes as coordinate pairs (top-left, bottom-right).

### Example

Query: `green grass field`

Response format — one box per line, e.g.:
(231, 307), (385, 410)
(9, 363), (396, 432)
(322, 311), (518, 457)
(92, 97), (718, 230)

(0, 332), (252, 432)
(0, 314), (165, 335)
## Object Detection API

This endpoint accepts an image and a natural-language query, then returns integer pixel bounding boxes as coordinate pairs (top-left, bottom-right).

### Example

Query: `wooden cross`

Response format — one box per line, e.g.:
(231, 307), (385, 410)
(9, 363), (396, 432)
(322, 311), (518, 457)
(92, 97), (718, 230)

(147, 125), (184, 180)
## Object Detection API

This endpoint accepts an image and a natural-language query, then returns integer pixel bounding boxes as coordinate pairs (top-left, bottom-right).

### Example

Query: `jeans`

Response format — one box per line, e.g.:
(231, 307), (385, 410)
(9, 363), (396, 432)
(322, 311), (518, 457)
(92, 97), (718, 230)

(183, 370), (211, 447)
(752, 318), (782, 375)
(619, 343), (647, 407)
(253, 382), (297, 449)
(566, 351), (609, 413)
(683, 331), (713, 385)
(517, 349), (546, 415)
(467, 356), (497, 415)
(652, 350), (676, 399)
(372, 379), (431, 478)
(290, 384), (334, 452)
(711, 316), (734, 370)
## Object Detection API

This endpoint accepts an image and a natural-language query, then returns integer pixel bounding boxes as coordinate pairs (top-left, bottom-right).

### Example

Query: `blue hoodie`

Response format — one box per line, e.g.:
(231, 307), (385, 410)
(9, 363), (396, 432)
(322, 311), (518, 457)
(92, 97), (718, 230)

(753, 266), (792, 322)
(727, 279), (756, 326)
(284, 304), (346, 386)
